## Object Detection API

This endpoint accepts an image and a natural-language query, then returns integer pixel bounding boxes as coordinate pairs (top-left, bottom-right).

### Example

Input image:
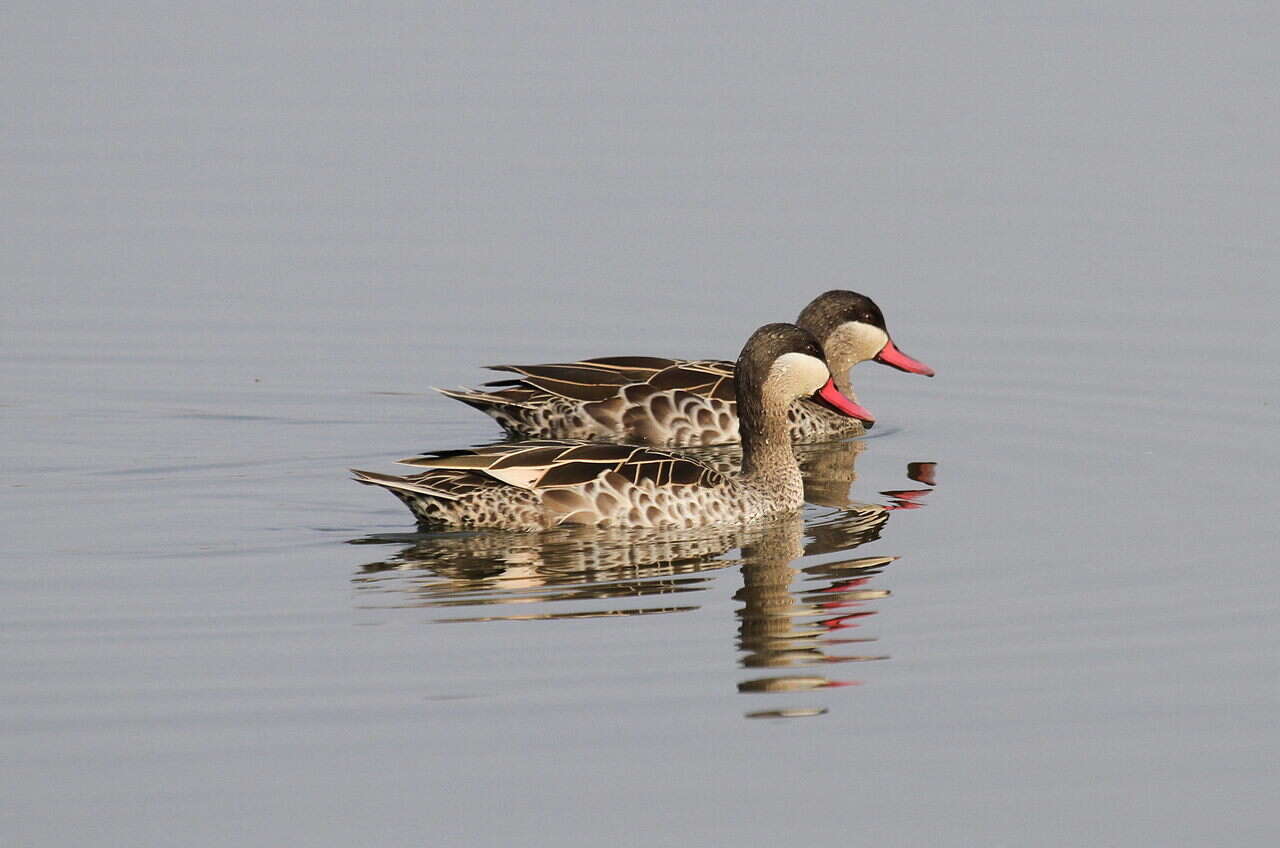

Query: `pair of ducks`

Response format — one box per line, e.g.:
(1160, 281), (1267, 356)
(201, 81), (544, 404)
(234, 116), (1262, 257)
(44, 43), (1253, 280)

(354, 291), (933, 532)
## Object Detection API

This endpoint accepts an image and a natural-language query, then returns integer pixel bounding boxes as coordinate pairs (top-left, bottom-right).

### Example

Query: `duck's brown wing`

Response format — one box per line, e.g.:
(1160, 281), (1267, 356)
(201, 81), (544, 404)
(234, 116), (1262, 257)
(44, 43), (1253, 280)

(396, 440), (728, 491)
(644, 359), (738, 402)
(483, 357), (685, 402)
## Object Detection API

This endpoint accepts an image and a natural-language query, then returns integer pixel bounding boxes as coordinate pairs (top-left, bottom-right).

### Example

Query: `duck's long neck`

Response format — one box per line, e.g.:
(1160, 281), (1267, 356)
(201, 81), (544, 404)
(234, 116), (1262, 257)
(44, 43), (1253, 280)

(739, 398), (804, 510)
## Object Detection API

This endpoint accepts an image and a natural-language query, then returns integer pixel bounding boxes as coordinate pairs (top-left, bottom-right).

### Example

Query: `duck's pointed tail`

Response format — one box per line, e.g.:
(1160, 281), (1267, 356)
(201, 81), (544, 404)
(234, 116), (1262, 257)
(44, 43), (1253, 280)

(433, 385), (550, 438)
(435, 386), (535, 411)
(349, 468), (462, 500)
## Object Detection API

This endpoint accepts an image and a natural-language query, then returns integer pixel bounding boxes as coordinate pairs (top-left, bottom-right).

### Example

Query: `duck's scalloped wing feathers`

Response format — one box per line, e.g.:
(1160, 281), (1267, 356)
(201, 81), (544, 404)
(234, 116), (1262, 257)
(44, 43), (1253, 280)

(647, 360), (737, 400)
(489, 357), (680, 381)
(487, 364), (633, 385)
(580, 355), (680, 374)
(476, 358), (737, 404)
(480, 363), (633, 403)
(516, 376), (624, 402)
(394, 440), (727, 492)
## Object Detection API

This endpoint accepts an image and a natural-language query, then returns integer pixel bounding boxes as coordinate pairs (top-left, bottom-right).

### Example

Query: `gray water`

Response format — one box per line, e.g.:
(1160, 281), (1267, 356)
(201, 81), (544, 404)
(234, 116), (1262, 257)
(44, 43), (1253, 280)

(5, 3), (1279, 845)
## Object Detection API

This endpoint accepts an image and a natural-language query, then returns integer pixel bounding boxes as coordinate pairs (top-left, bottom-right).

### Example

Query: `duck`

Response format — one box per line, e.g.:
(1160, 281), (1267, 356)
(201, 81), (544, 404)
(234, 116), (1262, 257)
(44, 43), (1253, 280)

(437, 290), (933, 447)
(352, 323), (874, 531)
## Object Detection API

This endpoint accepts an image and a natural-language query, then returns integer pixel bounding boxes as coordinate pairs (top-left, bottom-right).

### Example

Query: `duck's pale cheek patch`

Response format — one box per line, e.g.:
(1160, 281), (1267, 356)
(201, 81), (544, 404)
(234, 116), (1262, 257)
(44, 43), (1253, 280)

(825, 322), (890, 366)
(765, 352), (831, 399)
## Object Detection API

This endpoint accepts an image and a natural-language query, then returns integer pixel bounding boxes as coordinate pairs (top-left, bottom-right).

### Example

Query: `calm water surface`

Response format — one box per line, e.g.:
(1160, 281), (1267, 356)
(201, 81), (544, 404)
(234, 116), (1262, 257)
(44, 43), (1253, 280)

(5, 3), (1279, 846)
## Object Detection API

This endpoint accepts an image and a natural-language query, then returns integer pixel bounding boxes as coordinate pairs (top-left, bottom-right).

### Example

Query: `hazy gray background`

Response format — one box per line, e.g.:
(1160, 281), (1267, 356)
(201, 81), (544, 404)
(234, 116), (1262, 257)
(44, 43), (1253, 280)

(4, 2), (1278, 846)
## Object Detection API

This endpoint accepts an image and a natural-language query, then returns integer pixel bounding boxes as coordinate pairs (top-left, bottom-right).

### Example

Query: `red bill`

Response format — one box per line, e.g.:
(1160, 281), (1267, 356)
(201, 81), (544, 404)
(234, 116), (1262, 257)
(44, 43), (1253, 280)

(814, 378), (875, 424)
(876, 339), (935, 376)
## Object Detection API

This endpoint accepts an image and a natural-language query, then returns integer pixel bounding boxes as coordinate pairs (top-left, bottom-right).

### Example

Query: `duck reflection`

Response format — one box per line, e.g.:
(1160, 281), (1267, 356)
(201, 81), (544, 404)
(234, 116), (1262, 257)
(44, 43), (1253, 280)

(352, 523), (749, 621)
(735, 513), (901, 718)
(349, 441), (936, 717)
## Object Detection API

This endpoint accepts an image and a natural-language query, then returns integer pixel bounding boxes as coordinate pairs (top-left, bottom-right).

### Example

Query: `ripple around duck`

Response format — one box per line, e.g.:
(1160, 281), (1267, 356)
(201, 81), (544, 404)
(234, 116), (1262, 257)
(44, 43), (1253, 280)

(349, 443), (937, 718)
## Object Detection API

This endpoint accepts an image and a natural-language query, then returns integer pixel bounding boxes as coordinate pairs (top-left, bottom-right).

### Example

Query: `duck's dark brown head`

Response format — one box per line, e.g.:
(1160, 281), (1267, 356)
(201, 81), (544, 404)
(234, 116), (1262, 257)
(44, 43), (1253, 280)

(796, 290), (934, 378)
